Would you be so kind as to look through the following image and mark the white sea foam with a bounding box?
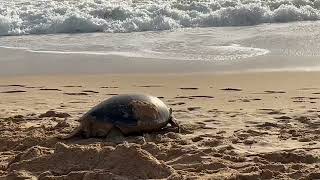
[0,44,269,61]
[1,0,320,35]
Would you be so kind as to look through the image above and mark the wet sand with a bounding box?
[1,47,320,77]
[0,72,320,179]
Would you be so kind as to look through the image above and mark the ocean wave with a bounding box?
[1,0,320,35]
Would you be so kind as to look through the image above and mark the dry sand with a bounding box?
[0,72,320,179]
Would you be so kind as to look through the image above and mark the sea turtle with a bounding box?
[60,94,179,139]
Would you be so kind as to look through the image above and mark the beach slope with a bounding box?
[0,72,319,179]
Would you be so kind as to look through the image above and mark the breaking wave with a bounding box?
[1,0,320,35]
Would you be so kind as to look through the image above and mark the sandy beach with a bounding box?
[1,71,320,179]
[2,0,320,178]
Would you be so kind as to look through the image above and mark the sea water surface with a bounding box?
[1,0,320,74]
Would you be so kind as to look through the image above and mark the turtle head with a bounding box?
[168,108,180,132]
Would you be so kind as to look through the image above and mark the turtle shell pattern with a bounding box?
[85,94,171,134]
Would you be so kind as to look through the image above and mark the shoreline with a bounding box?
[1,47,320,76]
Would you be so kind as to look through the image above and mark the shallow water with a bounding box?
[1,0,320,74]
[1,21,320,63]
